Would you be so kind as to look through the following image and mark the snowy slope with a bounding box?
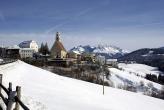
[109,68,161,89]
[107,63,162,93]
[0,61,164,110]
[118,63,162,77]
[70,44,129,58]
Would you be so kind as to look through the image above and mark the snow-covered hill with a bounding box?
[0,61,164,110]
[107,63,162,94]
[118,63,162,77]
[70,44,129,58]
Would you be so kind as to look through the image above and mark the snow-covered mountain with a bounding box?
[0,61,164,110]
[70,44,129,58]
[70,45,95,54]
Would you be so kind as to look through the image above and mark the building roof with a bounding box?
[7,45,20,49]
[107,59,118,62]
[19,40,37,48]
[20,48,35,51]
[51,41,66,52]
[70,51,81,55]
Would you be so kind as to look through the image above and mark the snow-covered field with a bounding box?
[0,61,164,110]
[108,63,162,92]
[119,63,162,77]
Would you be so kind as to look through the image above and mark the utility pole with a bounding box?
[103,67,104,95]
[97,55,106,95]
[102,59,106,95]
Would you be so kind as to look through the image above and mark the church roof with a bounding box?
[51,32,66,52]
[51,40,66,52]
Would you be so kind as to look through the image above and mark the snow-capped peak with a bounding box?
[94,44,129,54]
[70,44,129,58]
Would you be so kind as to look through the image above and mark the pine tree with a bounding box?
[39,42,50,55]
[39,42,44,54]
[44,42,50,55]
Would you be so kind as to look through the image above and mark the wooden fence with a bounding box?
[0,59,17,66]
[0,74,29,110]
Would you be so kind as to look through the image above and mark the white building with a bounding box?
[95,55,106,65]
[106,59,118,67]
[19,40,38,52]
[19,48,35,58]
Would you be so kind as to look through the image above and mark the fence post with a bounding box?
[8,82,12,92]
[15,86,21,110]
[7,82,13,110]
[0,74,3,110]
[0,74,2,93]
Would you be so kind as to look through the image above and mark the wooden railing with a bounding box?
[0,74,29,110]
[0,59,17,65]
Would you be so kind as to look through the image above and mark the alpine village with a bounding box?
[1,31,164,109]
[1,1,164,109]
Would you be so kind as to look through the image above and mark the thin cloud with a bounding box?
[44,7,93,34]
[104,22,164,31]
[45,23,68,34]
[44,0,108,35]
[75,8,93,18]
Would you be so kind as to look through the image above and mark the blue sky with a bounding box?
[0,0,164,51]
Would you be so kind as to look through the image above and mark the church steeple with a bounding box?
[51,32,67,59]
[56,32,60,41]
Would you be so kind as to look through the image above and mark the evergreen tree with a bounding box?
[39,42,50,55]
[39,42,44,54]
[44,42,50,55]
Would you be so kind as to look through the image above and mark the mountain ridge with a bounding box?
[119,47,164,72]
[70,44,129,58]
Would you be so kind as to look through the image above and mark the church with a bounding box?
[50,32,67,59]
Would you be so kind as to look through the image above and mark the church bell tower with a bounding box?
[56,32,60,41]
